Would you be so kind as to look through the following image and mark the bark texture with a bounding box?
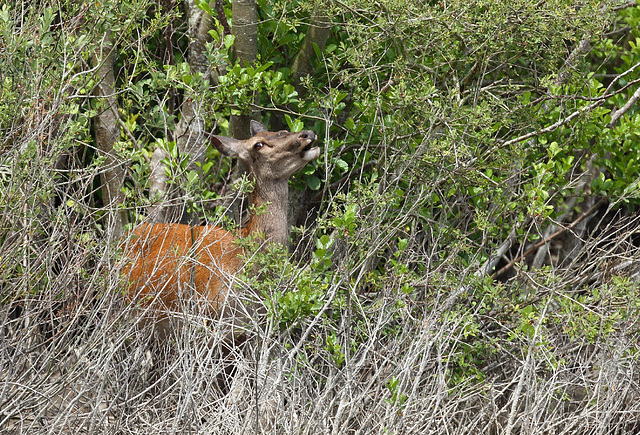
[291,1,332,97]
[230,0,258,140]
[175,0,213,165]
[93,30,128,240]
[150,0,214,223]
[287,3,332,234]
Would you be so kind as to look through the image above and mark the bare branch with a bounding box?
[493,198,607,279]
[477,219,529,278]
[612,0,638,11]
[608,85,640,127]
[500,99,605,148]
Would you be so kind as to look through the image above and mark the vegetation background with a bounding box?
[2,0,640,433]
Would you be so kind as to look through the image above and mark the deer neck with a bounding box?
[242,178,289,247]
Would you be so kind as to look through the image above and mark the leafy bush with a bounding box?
[3,1,640,434]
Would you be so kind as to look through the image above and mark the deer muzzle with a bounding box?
[299,130,319,161]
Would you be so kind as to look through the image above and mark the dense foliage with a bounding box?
[2,0,640,433]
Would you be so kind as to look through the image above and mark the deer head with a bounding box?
[209,120,320,182]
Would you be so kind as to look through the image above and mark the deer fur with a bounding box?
[123,120,320,316]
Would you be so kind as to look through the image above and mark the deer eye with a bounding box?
[254,142,265,150]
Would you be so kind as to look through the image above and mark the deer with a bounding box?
[122,120,320,326]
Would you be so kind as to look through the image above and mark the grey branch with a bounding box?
[608,85,640,128]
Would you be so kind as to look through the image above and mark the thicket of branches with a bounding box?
[2,0,640,433]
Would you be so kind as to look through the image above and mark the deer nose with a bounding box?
[299,131,316,142]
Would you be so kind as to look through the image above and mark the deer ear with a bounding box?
[250,120,268,136]
[209,135,246,158]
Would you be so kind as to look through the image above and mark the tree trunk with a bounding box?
[287,3,331,232]
[150,0,213,223]
[93,30,128,241]
[291,1,331,97]
[176,0,212,167]
[230,0,258,140]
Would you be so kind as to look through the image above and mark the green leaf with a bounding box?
[312,41,322,60]
[224,34,235,49]
[345,117,355,132]
[548,141,561,158]
[196,0,214,16]
[306,175,321,190]
[335,159,348,173]
[398,238,407,252]
[301,164,316,175]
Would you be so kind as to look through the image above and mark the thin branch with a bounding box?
[554,39,591,88]
[478,218,530,278]
[608,85,640,127]
[493,198,607,279]
[612,0,638,11]
[434,69,640,189]
[500,59,640,148]
[500,99,605,148]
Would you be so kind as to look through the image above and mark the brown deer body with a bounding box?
[123,121,320,315]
